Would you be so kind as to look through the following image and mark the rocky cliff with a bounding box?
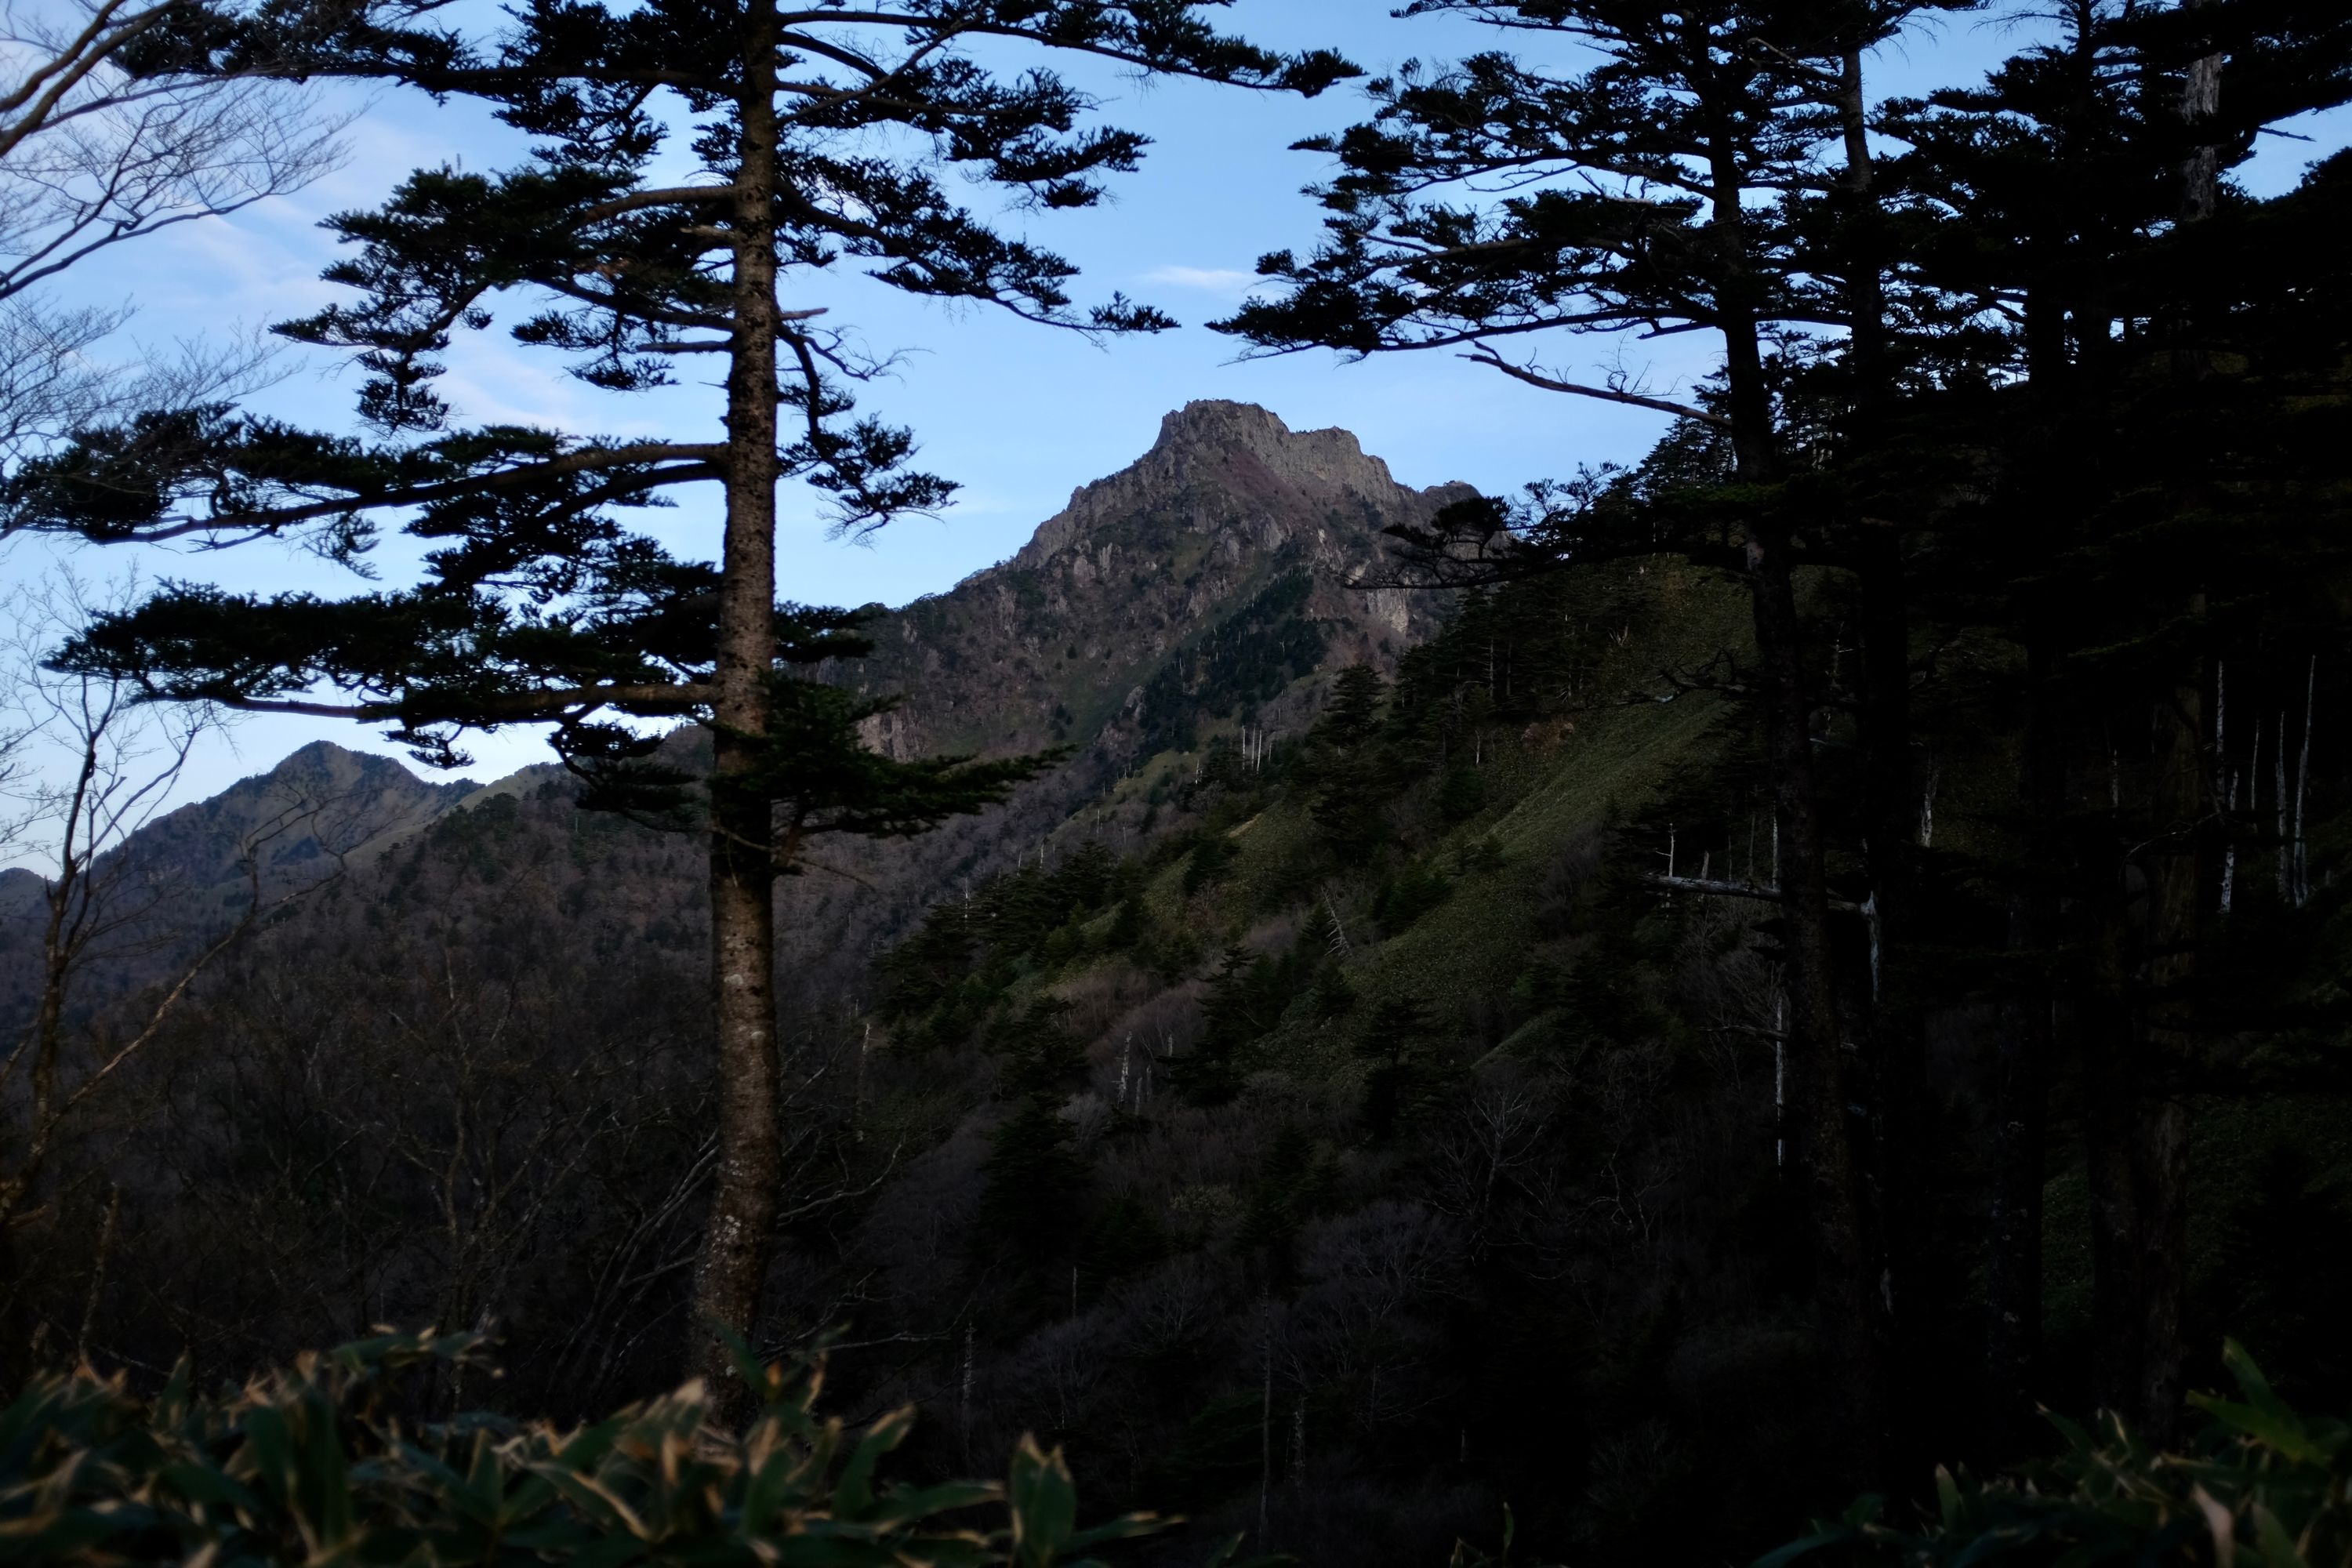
[843,401,1467,762]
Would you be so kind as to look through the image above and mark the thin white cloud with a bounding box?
[1141,264,1264,299]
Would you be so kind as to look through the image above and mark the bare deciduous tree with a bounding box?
[0,576,374,1374]
[0,0,343,464]
[0,596,227,1369]
[2,611,210,1208]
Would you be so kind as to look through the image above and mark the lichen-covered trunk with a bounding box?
[688,0,782,1421]
[2130,659,2202,1444]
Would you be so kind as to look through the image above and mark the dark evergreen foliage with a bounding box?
[1135,568,1327,754]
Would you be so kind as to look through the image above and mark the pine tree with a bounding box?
[1213,0,1918,1482]
[1884,0,2352,1445]
[7,0,1350,1414]
[1303,663,1391,852]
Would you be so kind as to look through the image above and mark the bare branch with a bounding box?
[1461,347,1732,429]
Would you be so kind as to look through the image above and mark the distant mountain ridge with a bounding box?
[5,403,1465,1014]
[131,741,480,890]
[0,742,481,1030]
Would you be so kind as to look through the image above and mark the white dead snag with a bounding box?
[2295,655,2315,907]
[2278,708,2292,902]
[1773,985,1788,1169]
[1646,873,1860,915]
[1323,896,1352,956]
[959,1321,975,1463]
[1864,890,1882,1003]
[2217,662,2234,913]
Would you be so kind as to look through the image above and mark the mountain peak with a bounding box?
[245,740,477,797]
[1152,397,1312,446]
[850,405,1461,761]
[1008,402,1441,568]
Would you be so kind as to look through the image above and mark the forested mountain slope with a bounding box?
[12,407,2352,1568]
[9,0,2352,1557]
[0,403,1485,1414]
[0,742,481,1033]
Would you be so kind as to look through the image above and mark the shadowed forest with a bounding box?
[3,1,2351,1564]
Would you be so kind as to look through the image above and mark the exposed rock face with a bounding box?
[841,401,1468,762]
[1012,400,1448,565]
[768,402,1467,1003]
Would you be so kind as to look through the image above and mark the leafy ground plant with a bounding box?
[1759,1341,2352,1566]
[0,1330,1215,1566]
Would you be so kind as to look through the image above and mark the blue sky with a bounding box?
[5,0,2347,810]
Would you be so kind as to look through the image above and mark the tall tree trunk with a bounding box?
[2082,877,2143,1422]
[1984,250,2086,1450]
[1825,49,1910,1482]
[1846,299,1920,1489]
[1751,519,1888,1487]
[2086,677,2199,1444]
[2084,5,2223,1442]
[689,0,782,1420]
[1702,100,1888,1479]
[1987,629,2057,1451]
[2100,16,2228,1443]
[1833,49,1887,404]
[2129,1091,2190,1443]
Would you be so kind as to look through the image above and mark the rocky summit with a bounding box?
[843,401,1469,762]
